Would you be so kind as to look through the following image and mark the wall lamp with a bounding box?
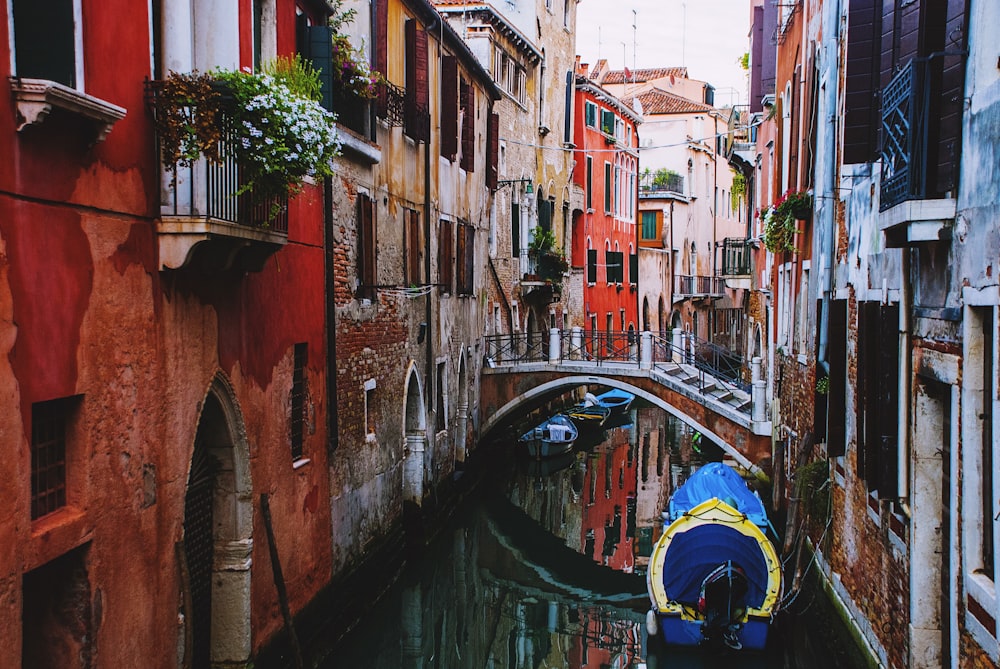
[495,178,534,194]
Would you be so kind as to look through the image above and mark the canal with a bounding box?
[275,401,869,668]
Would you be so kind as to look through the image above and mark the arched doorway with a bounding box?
[642,297,650,332]
[403,365,427,506]
[182,375,252,668]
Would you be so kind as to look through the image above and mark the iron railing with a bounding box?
[649,331,749,393]
[719,238,752,276]
[673,274,725,297]
[148,80,288,232]
[639,171,685,196]
[880,59,929,211]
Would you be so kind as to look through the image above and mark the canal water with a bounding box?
[292,402,868,669]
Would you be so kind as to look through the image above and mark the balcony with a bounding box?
[879,58,958,246]
[719,237,752,285]
[148,81,288,273]
[639,171,685,198]
[673,275,725,300]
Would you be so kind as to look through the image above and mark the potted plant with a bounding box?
[527,227,568,282]
[760,190,812,253]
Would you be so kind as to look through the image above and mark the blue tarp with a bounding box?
[667,462,769,529]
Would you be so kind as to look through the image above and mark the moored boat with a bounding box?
[518,413,578,459]
[594,388,635,414]
[646,462,782,651]
[566,392,612,428]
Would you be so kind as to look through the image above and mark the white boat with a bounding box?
[518,414,579,459]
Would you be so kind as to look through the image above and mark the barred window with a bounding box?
[31,396,79,519]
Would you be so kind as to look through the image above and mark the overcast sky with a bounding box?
[575,0,751,107]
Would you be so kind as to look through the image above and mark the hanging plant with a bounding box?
[731,171,746,212]
[760,190,812,253]
[152,59,341,204]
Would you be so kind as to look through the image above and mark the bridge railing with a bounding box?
[648,332,749,395]
[484,332,549,365]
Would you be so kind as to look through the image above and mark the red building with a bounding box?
[1,0,338,665]
[572,71,641,345]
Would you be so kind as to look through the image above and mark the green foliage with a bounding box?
[731,171,746,211]
[816,376,829,395]
[652,168,680,188]
[739,52,750,71]
[261,54,323,102]
[760,190,811,254]
[528,226,557,254]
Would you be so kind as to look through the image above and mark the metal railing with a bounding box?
[880,59,928,211]
[649,331,749,394]
[673,274,726,297]
[375,80,406,126]
[148,81,288,232]
[639,171,685,196]
[719,238,752,277]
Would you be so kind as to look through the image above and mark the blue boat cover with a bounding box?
[659,523,771,608]
[667,462,769,529]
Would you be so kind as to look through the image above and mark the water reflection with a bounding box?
[316,404,852,669]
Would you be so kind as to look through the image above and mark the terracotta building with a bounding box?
[571,70,640,345]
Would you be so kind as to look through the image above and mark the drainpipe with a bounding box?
[424,14,441,418]
[324,176,338,455]
[897,248,911,513]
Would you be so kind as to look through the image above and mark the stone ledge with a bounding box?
[10,77,126,142]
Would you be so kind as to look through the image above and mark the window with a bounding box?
[357,193,376,299]
[404,19,429,141]
[438,219,453,293]
[441,56,459,159]
[797,264,810,354]
[404,208,421,286]
[488,112,499,189]
[31,396,80,519]
[436,361,447,433]
[12,0,78,87]
[640,210,661,243]
[511,203,520,258]
[604,163,612,212]
[585,101,597,128]
[460,78,475,172]
[600,109,615,135]
[586,157,593,210]
[364,378,376,438]
[456,222,475,295]
[587,247,597,284]
[629,248,638,285]
[826,299,848,457]
[856,301,900,490]
[290,343,307,460]
[605,249,623,284]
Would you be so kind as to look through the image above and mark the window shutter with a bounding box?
[357,193,377,298]
[13,0,75,86]
[538,198,551,232]
[629,253,638,284]
[511,204,520,258]
[463,223,475,294]
[877,303,900,495]
[375,0,388,76]
[460,79,476,172]
[441,56,459,159]
[844,0,881,163]
[563,70,573,144]
[305,25,335,111]
[600,109,614,135]
[487,112,499,189]
[587,249,597,283]
[605,250,614,284]
[586,157,593,209]
[439,219,453,293]
[827,299,848,457]
[406,209,421,286]
[455,222,467,292]
[604,164,612,212]
[405,20,429,141]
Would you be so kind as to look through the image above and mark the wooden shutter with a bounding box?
[587,249,597,283]
[357,193,376,299]
[455,222,467,293]
[629,253,638,285]
[460,79,475,172]
[538,198,551,232]
[586,157,593,209]
[406,209,421,286]
[438,219,453,293]
[511,204,520,258]
[487,112,499,189]
[857,301,881,486]
[604,164,612,212]
[843,0,881,164]
[405,20,429,141]
[463,223,475,294]
[827,299,848,457]
[813,299,828,442]
[877,303,900,495]
[305,25,335,111]
[441,56,459,159]
[374,0,388,76]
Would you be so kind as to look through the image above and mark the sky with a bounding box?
[575,0,751,107]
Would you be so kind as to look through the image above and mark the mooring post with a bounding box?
[570,326,583,360]
[640,331,652,369]
[548,328,561,364]
[752,356,766,422]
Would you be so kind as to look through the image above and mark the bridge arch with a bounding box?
[482,374,761,474]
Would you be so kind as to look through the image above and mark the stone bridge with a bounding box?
[478,330,773,473]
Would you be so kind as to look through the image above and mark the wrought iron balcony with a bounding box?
[719,237,752,277]
[147,80,288,272]
[673,274,725,299]
[880,59,929,212]
[639,171,685,197]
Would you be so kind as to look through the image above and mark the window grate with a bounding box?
[31,398,73,519]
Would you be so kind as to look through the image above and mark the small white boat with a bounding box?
[518,414,579,459]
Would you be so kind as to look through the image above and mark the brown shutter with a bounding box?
[358,193,376,299]
[438,219,453,293]
[487,112,499,189]
[877,303,900,495]
[844,0,881,164]
[460,79,475,172]
[827,299,848,457]
[404,20,429,141]
[375,0,388,76]
[406,209,421,286]
[455,222,467,293]
[464,222,475,294]
[441,56,459,159]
